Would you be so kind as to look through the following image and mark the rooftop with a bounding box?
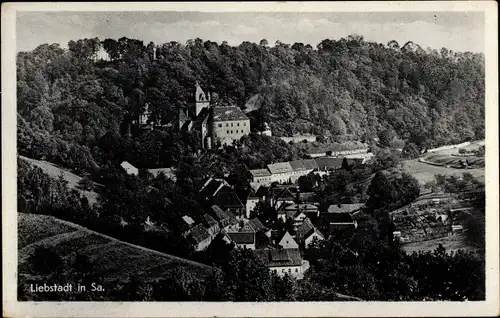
[322,212,355,224]
[202,213,218,227]
[253,248,303,267]
[302,159,319,170]
[327,203,365,214]
[248,217,267,232]
[296,218,324,242]
[211,205,236,222]
[289,160,306,171]
[250,168,271,178]
[189,224,210,243]
[228,232,255,244]
[268,162,294,174]
[314,157,343,170]
[214,191,244,209]
[212,106,249,122]
[283,203,318,212]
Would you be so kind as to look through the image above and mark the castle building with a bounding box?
[178,82,250,149]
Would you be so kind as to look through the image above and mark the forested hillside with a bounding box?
[17,35,484,173]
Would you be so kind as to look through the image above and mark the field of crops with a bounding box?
[18,213,214,283]
[402,234,481,255]
[402,159,484,185]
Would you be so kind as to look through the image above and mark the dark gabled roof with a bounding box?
[323,212,355,224]
[256,186,270,197]
[189,224,210,243]
[327,203,364,214]
[253,248,303,267]
[200,178,226,198]
[283,203,318,212]
[212,205,230,221]
[212,106,249,122]
[202,213,218,228]
[250,169,271,178]
[248,217,266,232]
[289,160,306,171]
[314,157,343,170]
[228,232,255,244]
[302,159,319,170]
[214,191,244,209]
[296,217,324,242]
[272,187,296,202]
[195,107,210,123]
[211,205,237,225]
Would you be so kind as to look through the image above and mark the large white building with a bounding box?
[177,82,251,149]
[249,159,318,189]
[253,248,310,279]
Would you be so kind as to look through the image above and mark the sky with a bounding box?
[16,11,485,53]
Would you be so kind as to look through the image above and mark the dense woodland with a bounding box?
[17,35,485,301]
[17,36,484,174]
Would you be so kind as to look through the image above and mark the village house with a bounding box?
[295,217,325,249]
[276,231,299,249]
[288,160,310,182]
[249,168,272,189]
[253,248,309,279]
[302,159,319,172]
[211,205,238,229]
[177,82,251,149]
[243,189,259,218]
[120,161,138,176]
[214,191,245,219]
[225,217,271,249]
[227,232,256,249]
[268,162,295,184]
[319,208,358,239]
[202,213,220,238]
[280,203,320,221]
[270,186,298,210]
[277,205,308,229]
[199,177,232,202]
[187,223,212,251]
[314,157,344,172]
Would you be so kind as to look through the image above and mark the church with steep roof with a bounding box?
[178,82,250,149]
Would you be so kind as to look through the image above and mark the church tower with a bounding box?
[190,81,211,117]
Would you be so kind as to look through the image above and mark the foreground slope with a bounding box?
[18,213,214,283]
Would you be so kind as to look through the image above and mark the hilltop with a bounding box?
[17,36,484,176]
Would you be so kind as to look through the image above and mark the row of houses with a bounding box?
[249,157,364,189]
[120,161,177,181]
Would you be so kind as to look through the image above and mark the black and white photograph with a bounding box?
[2,1,499,317]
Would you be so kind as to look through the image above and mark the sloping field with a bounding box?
[402,159,484,185]
[18,213,214,283]
[19,156,99,205]
[402,234,481,255]
[423,154,484,167]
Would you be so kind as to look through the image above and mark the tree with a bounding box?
[378,128,396,148]
[402,142,420,159]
